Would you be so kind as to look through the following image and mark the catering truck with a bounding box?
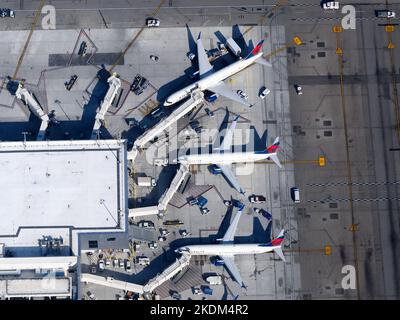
[225,37,241,57]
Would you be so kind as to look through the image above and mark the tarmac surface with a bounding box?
[0,0,399,300]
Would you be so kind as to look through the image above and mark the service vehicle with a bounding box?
[375,9,395,18]
[237,89,248,100]
[146,18,160,27]
[0,8,15,18]
[294,84,303,95]
[206,275,223,285]
[126,260,132,271]
[291,187,300,203]
[259,86,271,99]
[150,55,159,61]
[137,176,156,187]
[137,220,155,229]
[321,1,339,10]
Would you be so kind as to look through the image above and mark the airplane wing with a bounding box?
[221,255,245,288]
[221,204,244,242]
[219,114,239,151]
[208,81,252,107]
[219,164,245,195]
[197,33,214,78]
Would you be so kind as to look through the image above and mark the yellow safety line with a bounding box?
[12,0,46,80]
[334,25,361,299]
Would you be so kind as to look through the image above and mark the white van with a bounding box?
[206,275,222,285]
[291,187,300,203]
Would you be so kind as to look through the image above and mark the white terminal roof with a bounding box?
[0,140,127,237]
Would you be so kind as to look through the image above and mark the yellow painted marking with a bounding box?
[336,47,343,55]
[385,25,395,32]
[350,224,359,232]
[333,25,343,33]
[324,245,332,256]
[293,36,302,45]
[12,0,46,80]
[319,156,326,167]
[388,42,395,49]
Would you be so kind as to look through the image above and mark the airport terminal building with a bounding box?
[0,139,129,299]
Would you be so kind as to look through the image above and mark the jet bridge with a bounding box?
[91,73,121,139]
[81,273,144,294]
[130,90,204,154]
[158,164,190,212]
[15,83,49,141]
[143,254,191,293]
[81,255,191,297]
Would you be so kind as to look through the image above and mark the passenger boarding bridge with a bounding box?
[15,83,50,141]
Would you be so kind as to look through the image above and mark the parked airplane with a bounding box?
[164,33,271,107]
[175,203,285,288]
[177,114,281,194]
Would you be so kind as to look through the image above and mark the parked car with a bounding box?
[249,195,266,203]
[294,85,303,95]
[259,86,271,99]
[0,8,15,18]
[237,89,248,100]
[146,18,160,27]
[150,55,159,61]
[375,9,395,18]
[98,259,105,271]
[105,259,111,267]
[113,259,119,267]
[321,1,339,10]
[119,259,124,269]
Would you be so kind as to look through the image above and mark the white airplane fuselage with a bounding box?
[178,151,272,165]
[180,243,278,256]
[164,52,263,106]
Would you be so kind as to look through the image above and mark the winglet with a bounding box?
[267,137,280,153]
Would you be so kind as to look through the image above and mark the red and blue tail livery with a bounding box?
[271,230,285,246]
[267,137,280,153]
[246,39,265,59]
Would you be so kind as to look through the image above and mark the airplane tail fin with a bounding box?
[271,229,286,262]
[266,137,282,168]
[245,39,265,59]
